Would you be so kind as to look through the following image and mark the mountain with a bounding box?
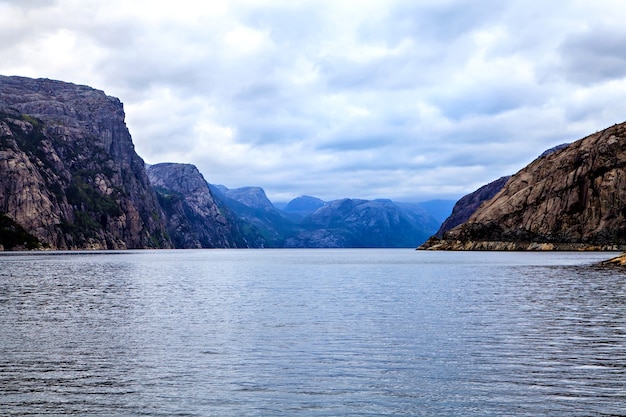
[0,76,170,250]
[285,198,440,248]
[223,186,275,210]
[146,163,265,248]
[435,176,511,238]
[412,200,455,224]
[0,75,459,250]
[283,195,326,215]
[420,123,626,250]
[209,184,297,247]
[434,143,571,239]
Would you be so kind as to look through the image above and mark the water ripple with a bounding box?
[0,250,624,416]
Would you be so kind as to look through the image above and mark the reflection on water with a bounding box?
[0,250,624,416]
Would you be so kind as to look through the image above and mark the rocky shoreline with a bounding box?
[418,237,626,251]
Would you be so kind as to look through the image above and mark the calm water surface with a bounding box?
[0,249,624,416]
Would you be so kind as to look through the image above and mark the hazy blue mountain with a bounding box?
[223,186,276,211]
[209,184,297,247]
[146,163,266,248]
[284,198,440,248]
[412,200,456,223]
[283,195,326,214]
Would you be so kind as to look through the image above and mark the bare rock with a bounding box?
[0,76,171,249]
[422,122,626,250]
[147,163,265,248]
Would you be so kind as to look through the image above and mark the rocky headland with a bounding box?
[420,123,626,251]
[146,163,265,248]
[0,76,170,249]
[434,176,511,238]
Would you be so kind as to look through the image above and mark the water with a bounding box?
[0,249,624,416]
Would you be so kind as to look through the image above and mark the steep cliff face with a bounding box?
[435,176,510,238]
[209,184,294,247]
[421,122,626,250]
[0,76,170,249]
[224,187,276,210]
[146,163,265,248]
[434,144,570,239]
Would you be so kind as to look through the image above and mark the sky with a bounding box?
[1,0,626,203]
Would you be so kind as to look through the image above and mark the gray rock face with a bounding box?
[435,176,511,237]
[433,143,570,239]
[210,184,294,247]
[0,76,170,249]
[147,163,264,248]
[224,187,275,211]
[421,123,626,250]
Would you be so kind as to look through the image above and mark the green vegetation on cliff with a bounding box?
[0,213,41,250]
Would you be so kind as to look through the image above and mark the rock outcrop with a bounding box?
[0,76,170,249]
[420,123,626,250]
[435,176,510,238]
[602,252,626,266]
[433,143,570,239]
[146,163,265,248]
[209,184,295,247]
[223,187,276,211]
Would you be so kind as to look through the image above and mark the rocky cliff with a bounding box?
[420,122,626,250]
[223,186,276,211]
[0,76,170,249]
[146,163,265,248]
[434,143,570,239]
[435,176,510,238]
[210,185,295,247]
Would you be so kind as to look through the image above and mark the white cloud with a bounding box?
[1,0,626,203]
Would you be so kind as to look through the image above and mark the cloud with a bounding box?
[1,0,626,203]
[559,28,626,85]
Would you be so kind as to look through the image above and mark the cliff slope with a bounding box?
[421,122,626,250]
[209,185,295,247]
[435,176,510,238]
[147,163,265,248]
[0,76,170,249]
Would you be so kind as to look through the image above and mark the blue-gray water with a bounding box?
[0,249,624,416]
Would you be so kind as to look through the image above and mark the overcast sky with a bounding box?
[1,0,625,203]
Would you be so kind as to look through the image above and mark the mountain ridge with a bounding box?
[0,75,170,249]
[420,122,626,250]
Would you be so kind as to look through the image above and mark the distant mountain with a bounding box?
[209,184,297,247]
[420,124,626,250]
[223,186,275,211]
[285,198,440,248]
[280,195,326,222]
[201,188,442,248]
[283,195,326,214]
[146,163,265,248]
[411,200,455,224]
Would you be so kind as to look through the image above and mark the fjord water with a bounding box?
[0,250,624,416]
